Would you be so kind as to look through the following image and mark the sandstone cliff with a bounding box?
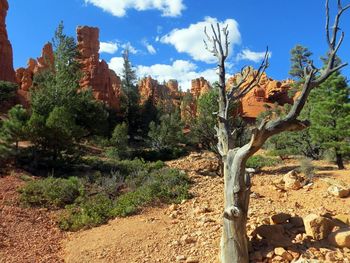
[0,0,15,82]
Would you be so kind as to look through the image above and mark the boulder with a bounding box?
[303,214,335,240]
[327,185,350,198]
[283,170,302,190]
[328,228,350,248]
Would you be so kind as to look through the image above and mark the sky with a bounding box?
[6,0,350,90]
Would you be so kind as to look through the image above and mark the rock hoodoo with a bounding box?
[76,26,121,111]
[138,76,181,107]
[15,42,55,106]
[0,0,16,82]
[228,68,293,121]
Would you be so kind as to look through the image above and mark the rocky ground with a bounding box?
[0,170,64,263]
[1,152,350,262]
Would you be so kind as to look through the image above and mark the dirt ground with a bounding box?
[1,152,350,263]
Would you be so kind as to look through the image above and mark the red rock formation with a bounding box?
[0,0,15,82]
[228,68,293,120]
[191,77,210,99]
[15,43,55,106]
[138,77,181,107]
[76,26,121,111]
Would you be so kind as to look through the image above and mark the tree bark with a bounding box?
[335,151,345,169]
[220,150,250,263]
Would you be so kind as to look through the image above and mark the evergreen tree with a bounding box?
[120,49,140,137]
[289,44,313,79]
[28,22,108,162]
[309,72,350,169]
[148,111,185,151]
[0,81,18,103]
[0,105,28,163]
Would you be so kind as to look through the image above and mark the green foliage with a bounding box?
[289,45,313,80]
[190,88,218,153]
[120,49,140,137]
[298,157,315,179]
[58,168,189,231]
[108,122,129,159]
[0,105,28,162]
[27,23,108,162]
[246,155,278,171]
[309,72,350,169]
[148,111,185,150]
[20,177,83,208]
[0,81,18,103]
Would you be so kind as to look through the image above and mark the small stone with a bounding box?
[328,228,350,248]
[274,247,286,256]
[328,185,350,198]
[283,170,302,190]
[176,255,186,261]
[181,235,196,244]
[186,257,199,263]
[303,214,335,240]
[169,204,178,212]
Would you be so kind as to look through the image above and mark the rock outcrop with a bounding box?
[77,26,121,111]
[15,43,55,106]
[0,0,15,82]
[138,76,181,107]
[228,68,293,120]
[191,77,210,99]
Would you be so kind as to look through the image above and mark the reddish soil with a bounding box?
[0,171,65,263]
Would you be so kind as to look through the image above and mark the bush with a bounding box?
[20,177,83,208]
[298,157,315,179]
[59,194,113,231]
[246,155,278,171]
[59,168,190,231]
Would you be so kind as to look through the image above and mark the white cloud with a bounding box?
[100,41,118,54]
[161,17,241,64]
[108,58,221,90]
[120,42,139,54]
[84,0,185,17]
[236,49,271,63]
[142,40,157,55]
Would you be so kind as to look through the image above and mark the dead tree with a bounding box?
[204,1,350,262]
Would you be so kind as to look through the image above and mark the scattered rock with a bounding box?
[328,228,350,248]
[303,214,335,240]
[176,255,187,261]
[328,185,350,198]
[186,256,199,263]
[283,170,302,190]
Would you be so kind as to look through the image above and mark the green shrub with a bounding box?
[246,155,278,170]
[59,168,190,231]
[20,177,83,208]
[59,194,113,231]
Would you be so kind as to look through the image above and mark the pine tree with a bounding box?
[309,72,350,169]
[120,49,140,137]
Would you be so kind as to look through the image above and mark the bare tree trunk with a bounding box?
[220,151,250,262]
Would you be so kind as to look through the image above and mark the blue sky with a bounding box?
[7,0,350,90]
